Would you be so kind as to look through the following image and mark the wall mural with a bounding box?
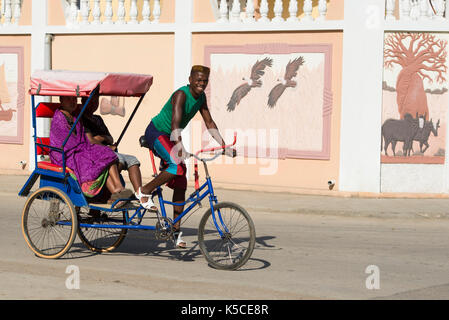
[382,32,448,164]
[204,43,333,160]
[0,47,24,144]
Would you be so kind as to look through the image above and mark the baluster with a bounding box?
[287,0,299,22]
[13,0,21,26]
[141,0,151,24]
[129,0,138,24]
[69,0,78,25]
[152,0,161,23]
[3,0,12,25]
[258,0,270,22]
[419,0,430,20]
[80,0,90,25]
[400,0,412,20]
[386,0,396,21]
[116,0,126,24]
[446,0,449,20]
[272,0,284,22]
[245,0,255,23]
[302,0,313,22]
[217,0,229,23]
[92,0,101,25]
[230,0,241,23]
[436,0,446,20]
[317,0,328,21]
[104,0,114,24]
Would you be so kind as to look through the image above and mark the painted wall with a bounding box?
[51,34,175,180]
[192,31,343,193]
[0,36,31,175]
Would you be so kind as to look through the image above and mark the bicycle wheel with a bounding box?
[198,202,256,270]
[77,207,127,253]
[21,187,78,259]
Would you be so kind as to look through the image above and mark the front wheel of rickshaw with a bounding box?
[77,207,127,253]
[198,202,256,270]
[21,187,78,259]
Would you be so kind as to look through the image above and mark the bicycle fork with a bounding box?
[206,177,230,238]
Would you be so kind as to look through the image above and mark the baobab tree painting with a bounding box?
[382,32,449,164]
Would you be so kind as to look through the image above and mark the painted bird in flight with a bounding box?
[267,56,305,108]
[227,57,273,112]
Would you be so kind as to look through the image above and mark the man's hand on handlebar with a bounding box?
[223,147,237,158]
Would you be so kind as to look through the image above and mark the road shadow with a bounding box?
[63,227,275,271]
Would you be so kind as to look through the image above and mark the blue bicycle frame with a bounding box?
[78,175,229,237]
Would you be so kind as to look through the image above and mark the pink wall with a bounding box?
[192,31,343,192]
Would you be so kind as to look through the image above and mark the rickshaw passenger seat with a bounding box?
[36,102,60,158]
[35,102,74,175]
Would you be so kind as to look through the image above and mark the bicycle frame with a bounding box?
[81,173,228,237]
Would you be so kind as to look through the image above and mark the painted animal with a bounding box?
[381,113,420,156]
[267,56,305,108]
[226,57,273,112]
[412,118,440,154]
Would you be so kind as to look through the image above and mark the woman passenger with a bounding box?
[49,95,130,204]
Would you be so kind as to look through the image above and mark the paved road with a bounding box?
[1,190,449,300]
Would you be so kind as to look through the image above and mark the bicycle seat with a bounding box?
[139,135,150,149]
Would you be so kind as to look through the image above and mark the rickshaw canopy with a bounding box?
[29,70,153,97]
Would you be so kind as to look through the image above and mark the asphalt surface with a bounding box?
[2,174,449,301]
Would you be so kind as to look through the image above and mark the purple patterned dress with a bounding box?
[50,109,118,194]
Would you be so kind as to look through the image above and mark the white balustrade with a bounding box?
[390,0,449,21]
[386,0,396,20]
[61,0,165,27]
[287,0,299,22]
[272,0,285,22]
[230,0,241,23]
[92,0,101,25]
[217,0,229,23]
[152,0,161,24]
[80,0,90,26]
[258,0,270,23]
[129,0,138,24]
[141,0,151,24]
[3,0,12,25]
[12,0,21,26]
[116,0,126,25]
[244,0,255,23]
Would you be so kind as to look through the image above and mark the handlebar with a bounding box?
[191,132,237,190]
[191,131,237,161]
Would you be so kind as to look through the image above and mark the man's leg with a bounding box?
[127,164,142,193]
[172,187,186,232]
[141,170,175,195]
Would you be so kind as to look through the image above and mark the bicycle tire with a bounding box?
[77,208,127,253]
[21,187,78,259]
[198,202,256,270]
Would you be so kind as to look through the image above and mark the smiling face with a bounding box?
[189,71,209,99]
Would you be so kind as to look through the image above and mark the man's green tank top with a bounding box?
[152,85,205,135]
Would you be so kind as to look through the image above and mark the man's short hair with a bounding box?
[190,65,210,77]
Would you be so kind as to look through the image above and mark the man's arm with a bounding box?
[171,90,188,158]
[199,101,236,156]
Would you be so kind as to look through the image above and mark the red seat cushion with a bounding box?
[36,102,60,117]
[37,161,74,175]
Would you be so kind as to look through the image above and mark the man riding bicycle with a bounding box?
[137,65,236,248]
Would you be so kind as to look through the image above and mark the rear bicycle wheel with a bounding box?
[198,202,256,270]
[21,187,78,259]
[77,207,127,253]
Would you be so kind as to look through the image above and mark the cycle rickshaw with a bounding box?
[19,70,255,270]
